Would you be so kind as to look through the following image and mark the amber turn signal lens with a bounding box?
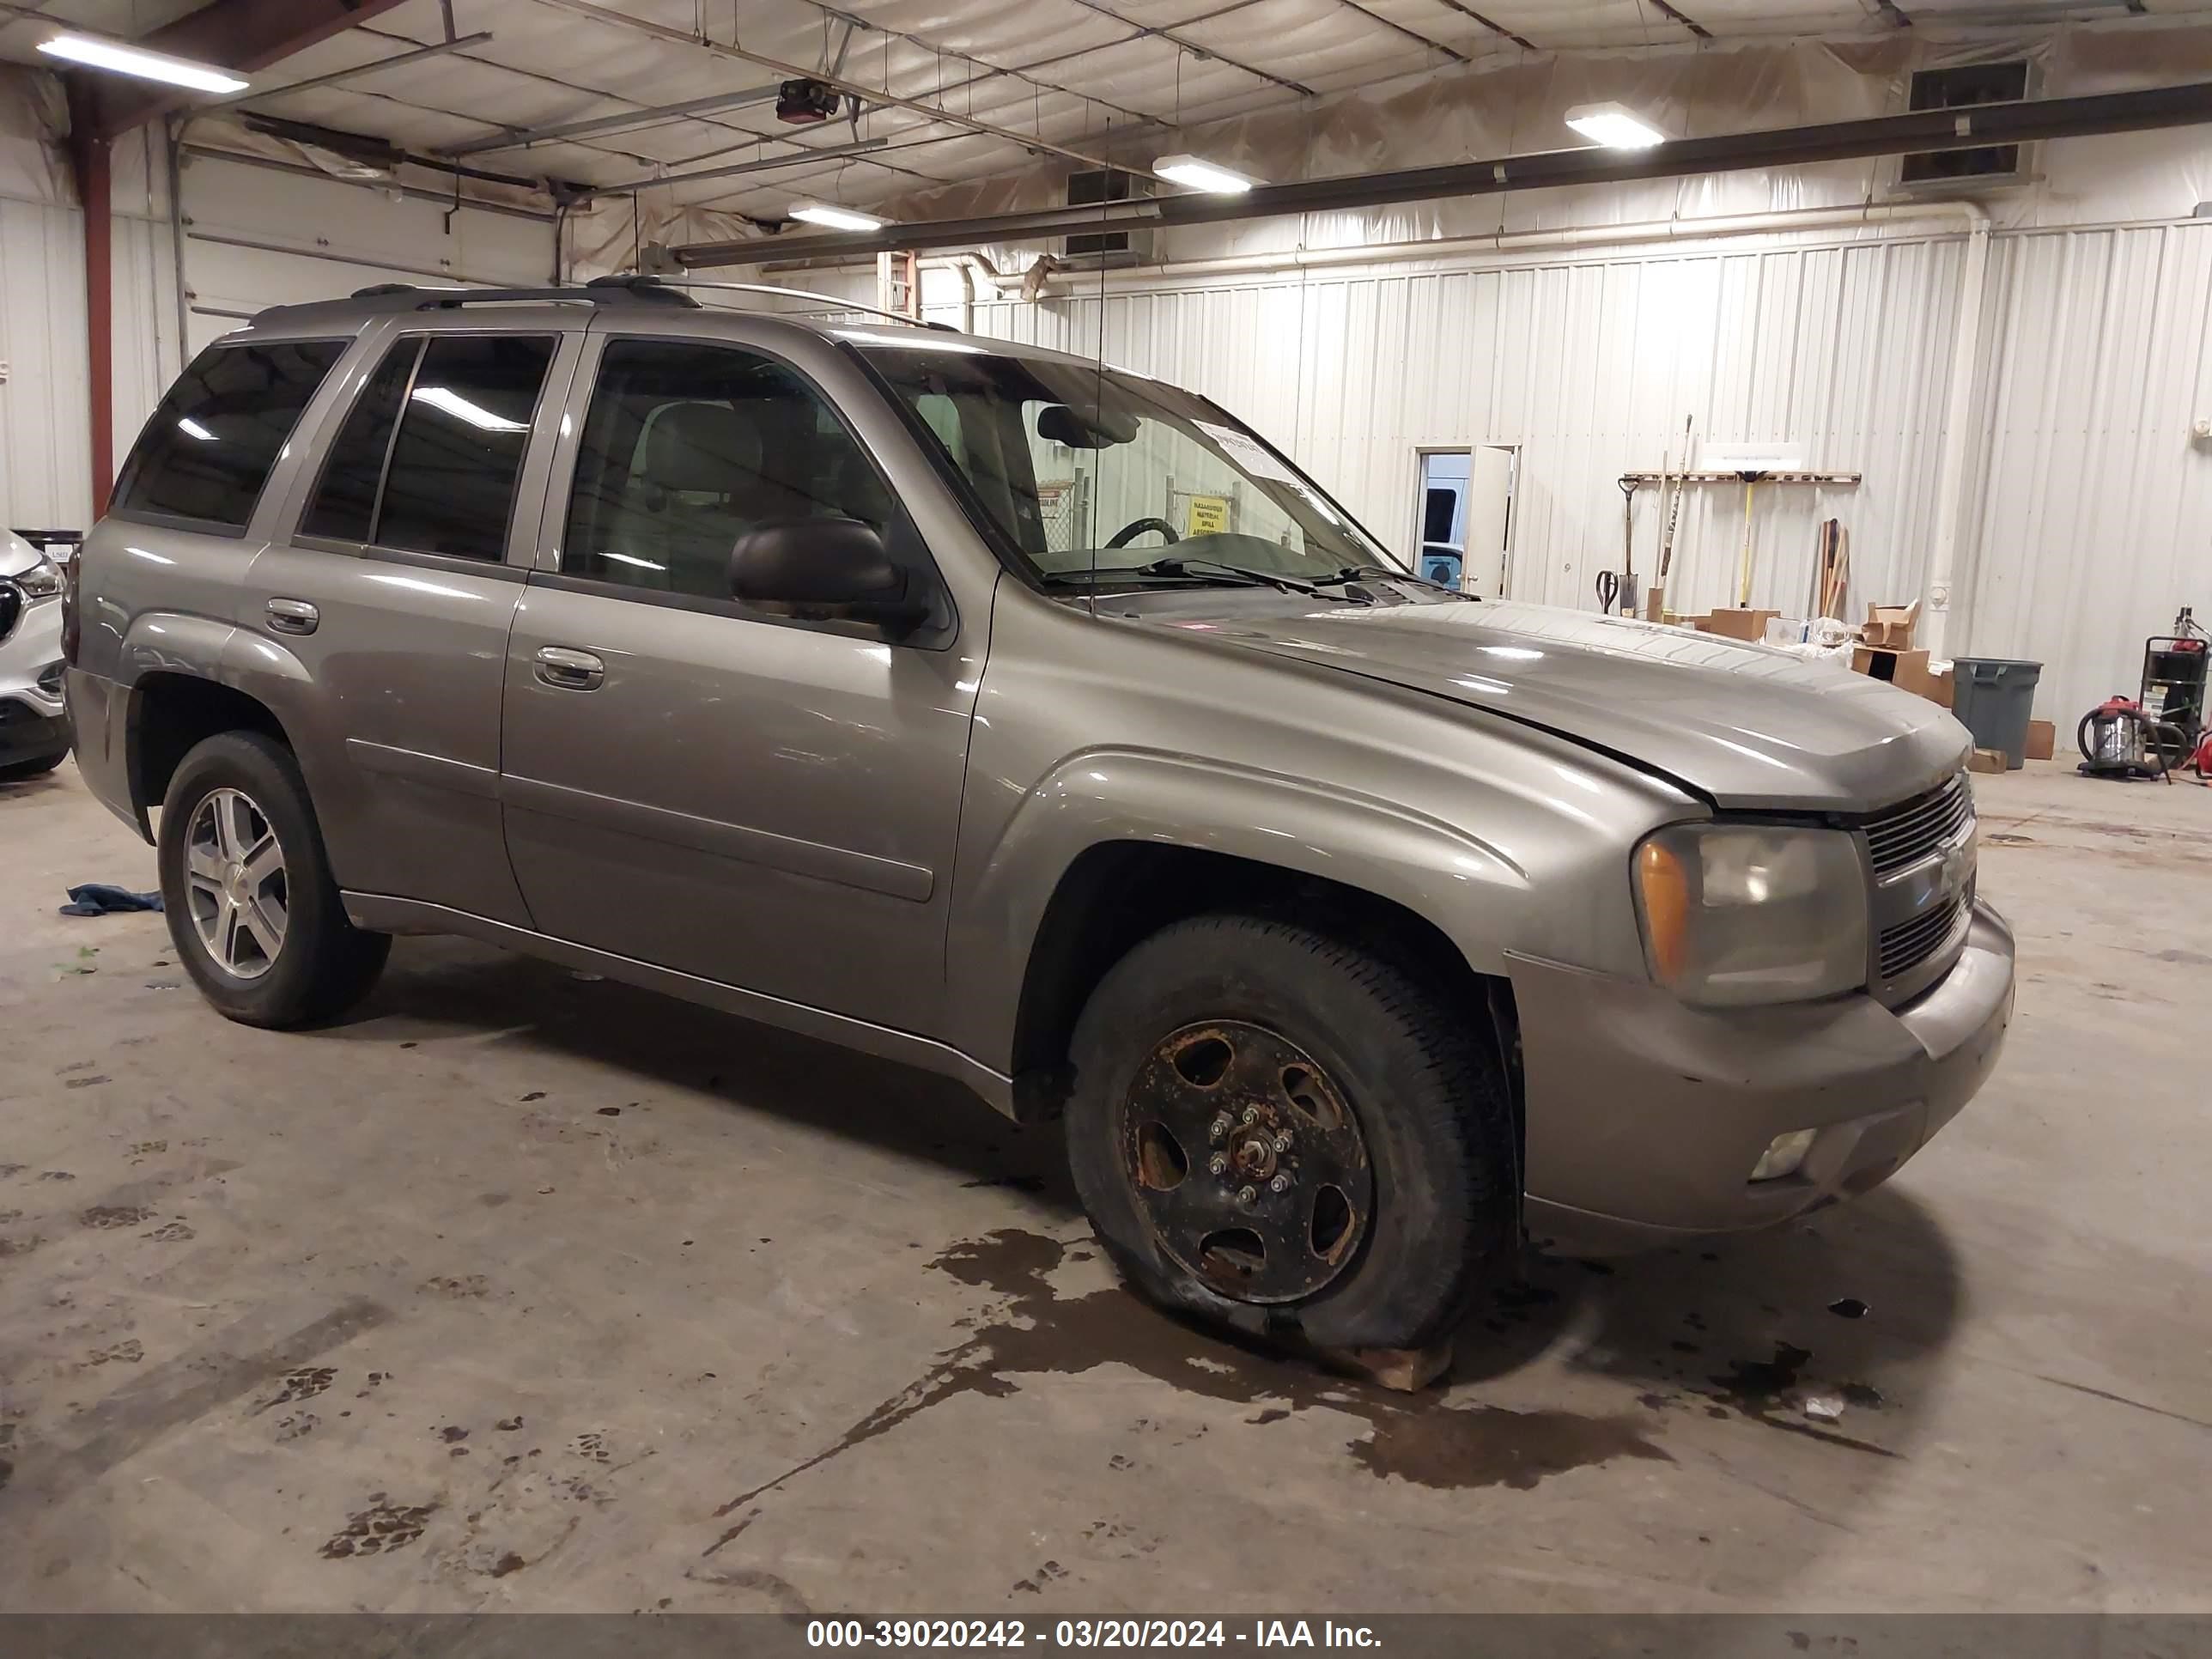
[1636,838,1691,983]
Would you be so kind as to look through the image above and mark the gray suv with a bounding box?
[64,278,2012,1358]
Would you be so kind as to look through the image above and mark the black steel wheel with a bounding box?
[1122,1021,1374,1304]
[1066,913,1516,1352]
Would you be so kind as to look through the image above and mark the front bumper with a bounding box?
[1511,899,2014,1255]
[1,592,70,767]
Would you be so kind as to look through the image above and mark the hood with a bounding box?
[1158,598,1969,813]
[1,530,41,580]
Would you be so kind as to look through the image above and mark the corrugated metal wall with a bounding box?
[0,194,89,529]
[943,234,1966,622]
[1965,222,2212,733]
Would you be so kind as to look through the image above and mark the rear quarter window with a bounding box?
[112,338,349,531]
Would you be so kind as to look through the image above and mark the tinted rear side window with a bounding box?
[374,334,556,561]
[113,339,347,530]
[301,338,420,543]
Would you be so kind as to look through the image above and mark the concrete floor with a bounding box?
[0,758,2206,1614]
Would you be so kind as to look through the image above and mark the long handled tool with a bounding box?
[1651,415,1692,617]
[1598,478,1638,613]
[1735,468,1769,608]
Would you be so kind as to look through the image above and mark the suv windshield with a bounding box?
[851,337,1406,588]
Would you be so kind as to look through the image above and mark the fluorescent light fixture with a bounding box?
[1153,153,1258,193]
[788,202,886,232]
[599,551,666,572]
[1564,102,1668,149]
[175,416,216,441]
[410,384,527,433]
[39,32,248,94]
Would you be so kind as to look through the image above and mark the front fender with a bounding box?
[942,746,1530,1071]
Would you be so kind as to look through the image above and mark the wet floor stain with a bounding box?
[320,1497,436,1559]
[255,1366,337,1413]
[79,1205,155,1230]
[1705,1343,1898,1457]
[703,1228,1671,1542]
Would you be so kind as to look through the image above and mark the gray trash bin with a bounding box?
[1950,657,2043,769]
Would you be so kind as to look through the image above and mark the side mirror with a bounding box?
[728,518,929,637]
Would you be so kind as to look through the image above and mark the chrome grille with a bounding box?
[1879,890,1967,980]
[1865,775,1972,876]
[0,581,21,646]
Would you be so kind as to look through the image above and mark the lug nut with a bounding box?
[1272,1133,1291,1153]
[1269,1172,1291,1194]
[1241,1106,1261,1126]
[1237,1185,1258,1209]
[1209,1113,1232,1140]
[1208,1152,1229,1176]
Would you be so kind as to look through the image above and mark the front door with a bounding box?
[499,332,978,1036]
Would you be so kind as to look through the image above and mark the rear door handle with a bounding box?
[533,645,605,691]
[265,598,319,635]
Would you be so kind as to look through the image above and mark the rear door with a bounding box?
[246,313,583,922]
[497,323,981,1036]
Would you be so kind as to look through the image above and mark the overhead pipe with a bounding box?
[976,201,1991,292]
[1920,206,1991,663]
[669,80,2212,267]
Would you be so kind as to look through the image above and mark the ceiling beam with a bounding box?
[198,30,495,114]
[672,78,2212,266]
[1424,1,1536,51]
[1648,1,1713,39]
[525,0,1143,176]
[1056,0,1316,98]
[441,84,787,158]
[72,0,419,139]
[1328,0,1470,65]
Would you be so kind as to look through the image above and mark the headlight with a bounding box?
[1632,823,1869,1006]
[13,556,62,601]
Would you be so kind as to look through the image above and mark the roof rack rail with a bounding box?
[343,276,700,310]
[642,277,958,331]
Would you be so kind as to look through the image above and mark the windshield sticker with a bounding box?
[1196,420,1298,483]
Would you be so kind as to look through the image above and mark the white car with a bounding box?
[1,526,71,781]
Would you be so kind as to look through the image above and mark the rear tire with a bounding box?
[157,732,389,1028]
[1065,913,1515,1352]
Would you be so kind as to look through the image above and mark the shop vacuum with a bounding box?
[2077,608,2208,782]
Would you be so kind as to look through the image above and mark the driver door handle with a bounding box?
[533,645,605,691]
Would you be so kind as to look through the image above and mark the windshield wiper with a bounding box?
[1312,562,1453,592]
[1139,556,1318,595]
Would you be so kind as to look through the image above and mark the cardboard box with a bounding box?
[1928,665,1954,709]
[1863,601,1921,650]
[1697,608,1780,641]
[2026,719,2055,762]
[1851,644,1937,701]
[1968,747,2008,775]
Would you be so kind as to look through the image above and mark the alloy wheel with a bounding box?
[184,787,289,979]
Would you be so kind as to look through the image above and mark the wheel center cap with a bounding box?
[1232,1132,1278,1180]
[225,861,249,900]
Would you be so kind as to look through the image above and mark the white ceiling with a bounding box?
[3,0,2209,216]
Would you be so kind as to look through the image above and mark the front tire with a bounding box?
[157,732,388,1028]
[1065,914,1515,1353]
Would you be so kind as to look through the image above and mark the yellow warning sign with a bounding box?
[1185,495,1230,537]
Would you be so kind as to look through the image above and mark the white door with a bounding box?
[1461,446,1515,598]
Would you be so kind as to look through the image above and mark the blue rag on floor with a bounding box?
[59,883,163,916]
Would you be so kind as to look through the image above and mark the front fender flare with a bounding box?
[945,747,1529,1072]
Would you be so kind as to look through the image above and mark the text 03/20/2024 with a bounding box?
[805,1620,1383,1649]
